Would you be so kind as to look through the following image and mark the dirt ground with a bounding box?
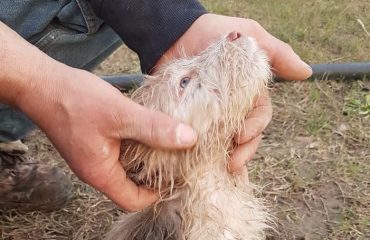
[1,0,369,239]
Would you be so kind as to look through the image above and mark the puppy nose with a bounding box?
[226,31,242,42]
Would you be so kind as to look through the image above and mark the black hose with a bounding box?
[310,62,370,79]
[101,62,370,90]
[101,74,144,90]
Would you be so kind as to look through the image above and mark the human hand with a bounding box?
[156,14,312,173]
[19,69,198,211]
[0,22,197,211]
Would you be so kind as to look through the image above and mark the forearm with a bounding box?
[0,22,71,112]
[0,22,47,105]
[0,22,36,105]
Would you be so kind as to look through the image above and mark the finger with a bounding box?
[247,20,312,81]
[268,36,312,81]
[235,94,272,144]
[228,134,262,173]
[94,159,158,212]
[120,99,198,149]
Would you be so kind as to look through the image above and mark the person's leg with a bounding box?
[0,0,122,211]
[0,104,35,143]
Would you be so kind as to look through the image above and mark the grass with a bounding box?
[344,91,370,117]
[1,0,369,239]
[201,0,370,63]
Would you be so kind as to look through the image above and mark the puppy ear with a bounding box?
[226,31,242,42]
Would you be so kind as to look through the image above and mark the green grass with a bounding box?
[201,0,370,63]
[306,112,331,135]
[344,92,370,116]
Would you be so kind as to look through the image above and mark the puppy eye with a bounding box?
[180,77,191,89]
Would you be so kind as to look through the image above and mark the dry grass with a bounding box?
[257,79,369,239]
[1,0,369,239]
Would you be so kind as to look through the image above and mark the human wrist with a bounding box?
[0,21,81,130]
[0,22,31,105]
[0,22,59,108]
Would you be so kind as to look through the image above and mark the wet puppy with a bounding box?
[106,31,271,240]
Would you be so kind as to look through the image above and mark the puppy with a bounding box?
[106,31,271,240]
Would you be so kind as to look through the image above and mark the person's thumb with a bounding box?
[121,100,197,149]
[268,36,312,81]
[251,25,312,81]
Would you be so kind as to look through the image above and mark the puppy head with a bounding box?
[121,32,271,192]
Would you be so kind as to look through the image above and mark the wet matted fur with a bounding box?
[105,32,272,240]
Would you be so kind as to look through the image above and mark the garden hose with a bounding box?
[101,62,370,90]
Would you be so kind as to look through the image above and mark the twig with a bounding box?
[333,181,347,204]
[357,19,370,38]
[302,194,313,212]
[319,197,330,222]
[314,80,340,105]
[328,56,349,63]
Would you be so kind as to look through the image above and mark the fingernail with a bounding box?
[176,124,197,145]
[301,59,312,71]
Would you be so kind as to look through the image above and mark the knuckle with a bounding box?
[281,42,294,52]
[245,19,262,29]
